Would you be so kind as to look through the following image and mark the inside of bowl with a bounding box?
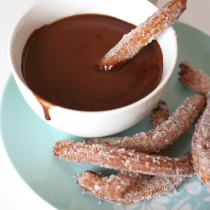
[10,0,177,96]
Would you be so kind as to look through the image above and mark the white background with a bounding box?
[0,0,210,209]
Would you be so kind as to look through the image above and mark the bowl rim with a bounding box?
[8,0,177,116]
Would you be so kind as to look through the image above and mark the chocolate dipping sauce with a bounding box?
[21,14,163,119]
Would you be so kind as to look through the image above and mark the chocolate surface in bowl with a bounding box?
[21,14,163,115]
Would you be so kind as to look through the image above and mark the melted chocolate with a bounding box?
[22,14,163,118]
[33,93,54,120]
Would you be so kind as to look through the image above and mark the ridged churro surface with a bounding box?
[53,140,194,176]
[179,61,210,187]
[84,94,205,153]
[106,100,169,199]
[97,0,187,71]
[77,170,190,205]
[179,61,210,98]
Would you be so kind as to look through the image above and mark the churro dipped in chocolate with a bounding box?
[96,0,187,72]
[84,94,205,153]
[179,61,210,188]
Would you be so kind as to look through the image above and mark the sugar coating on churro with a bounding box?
[84,94,205,153]
[54,96,197,203]
[77,171,109,200]
[53,140,194,176]
[179,62,210,188]
[150,100,169,129]
[120,176,189,205]
[179,61,210,98]
[106,172,150,200]
[77,170,190,205]
[106,100,169,200]
[97,0,187,71]
[192,99,210,188]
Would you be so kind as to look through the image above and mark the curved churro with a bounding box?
[179,61,210,98]
[77,170,190,205]
[106,171,150,200]
[96,0,187,72]
[53,140,194,176]
[77,171,109,201]
[179,61,210,187]
[106,100,169,200]
[84,94,205,153]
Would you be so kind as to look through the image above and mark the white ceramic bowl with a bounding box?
[9,0,177,137]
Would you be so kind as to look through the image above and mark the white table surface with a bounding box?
[0,0,210,209]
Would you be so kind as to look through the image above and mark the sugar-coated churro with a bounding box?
[53,140,194,176]
[106,171,150,200]
[77,171,109,200]
[76,102,189,201]
[179,61,210,187]
[96,0,187,72]
[106,100,169,200]
[121,175,189,205]
[149,100,169,129]
[192,99,210,188]
[77,170,190,205]
[83,94,205,153]
[179,61,210,98]
[78,101,188,203]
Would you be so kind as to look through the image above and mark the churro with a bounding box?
[77,170,190,205]
[76,103,190,201]
[83,94,205,153]
[53,97,196,203]
[106,171,150,200]
[106,100,169,200]
[179,61,210,98]
[179,61,210,187]
[149,100,169,129]
[77,171,109,201]
[96,0,187,72]
[192,99,210,188]
[53,140,194,176]
[121,175,189,205]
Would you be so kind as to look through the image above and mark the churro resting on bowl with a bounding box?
[96,0,187,72]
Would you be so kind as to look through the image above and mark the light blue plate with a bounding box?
[1,22,210,210]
